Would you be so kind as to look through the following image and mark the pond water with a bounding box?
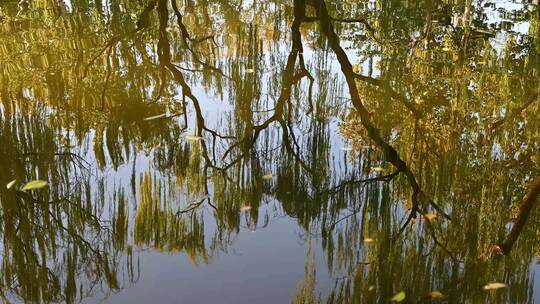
[1,0,539,303]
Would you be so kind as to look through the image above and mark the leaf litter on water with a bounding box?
[391,291,406,302]
[483,282,507,291]
[144,113,168,121]
[262,173,273,180]
[6,179,16,189]
[424,213,437,220]
[22,180,48,191]
[429,291,444,299]
[185,135,203,141]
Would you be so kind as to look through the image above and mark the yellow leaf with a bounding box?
[424,213,436,220]
[185,135,203,141]
[364,238,375,243]
[22,180,48,191]
[6,179,17,189]
[240,206,252,212]
[391,291,406,302]
[144,113,168,121]
[483,282,507,290]
[262,173,273,180]
[246,68,255,73]
[429,291,444,299]
[371,167,384,172]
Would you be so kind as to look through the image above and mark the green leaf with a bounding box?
[6,179,17,189]
[22,180,48,191]
[391,291,406,302]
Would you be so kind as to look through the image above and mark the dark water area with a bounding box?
[1,0,539,303]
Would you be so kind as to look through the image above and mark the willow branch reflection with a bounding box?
[1,0,539,303]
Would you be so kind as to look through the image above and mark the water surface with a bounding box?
[1,0,540,303]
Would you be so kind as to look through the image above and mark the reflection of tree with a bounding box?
[1,0,540,303]
[0,112,137,303]
[134,172,208,264]
[498,176,540,255]
[290,0,540,302]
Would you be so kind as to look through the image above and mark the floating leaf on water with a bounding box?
[371,167,384,172]
[429,291,444,299]
[368,285,375,292]
[144,113,168,121]
[476,28,494,35]
[364,238,375,243]
[185,135,203,141]
[483,282,507,290]
[391,291,406,302]
[6,180,17,189]
[22,180,48,191]
[262,173,273,180]
[424,213,437,220]
[240,206,252,212]
[246,68,255,73]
